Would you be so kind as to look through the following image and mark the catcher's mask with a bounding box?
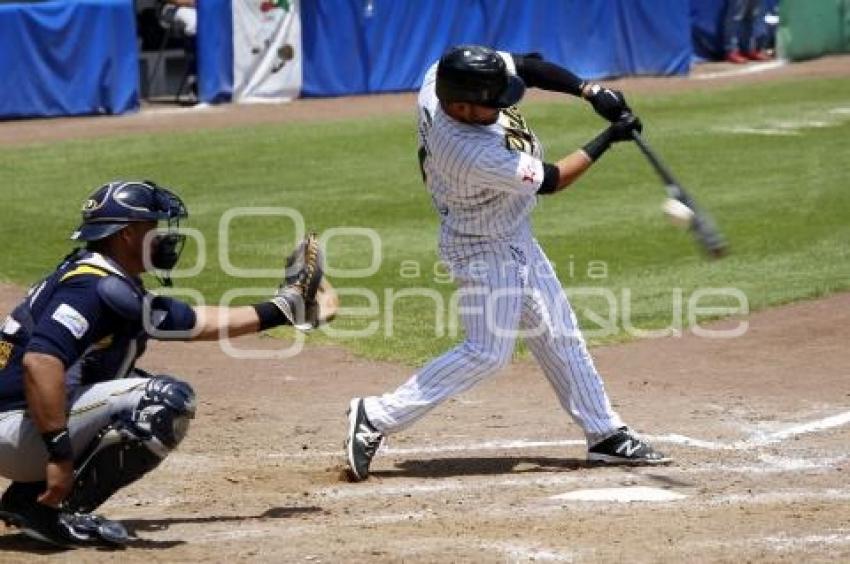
[71,180,188,281]
[436,44,526,109]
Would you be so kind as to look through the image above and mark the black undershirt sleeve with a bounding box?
[538,163,560,194]
[512,53,585,97]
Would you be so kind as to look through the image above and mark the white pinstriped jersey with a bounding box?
[417,54,546,255]
[363,52,626,442]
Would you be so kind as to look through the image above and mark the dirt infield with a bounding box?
[0,283,848,562]
[0,56,849,561]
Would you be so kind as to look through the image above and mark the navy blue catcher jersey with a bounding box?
[0,250,197,411]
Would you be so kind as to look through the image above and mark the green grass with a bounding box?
[0,77,848,364]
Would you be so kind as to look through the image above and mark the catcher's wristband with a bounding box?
[581,128,613,162]
[41,428,73,462]
[253,299,296,331]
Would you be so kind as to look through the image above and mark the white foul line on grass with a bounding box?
[715,105,850,136]
[718,126,798,136]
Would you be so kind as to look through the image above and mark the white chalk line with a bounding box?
[118,454,847,543]
[197,527,277,542]
[693,532,850,554]
[550,486,687,503]
[486,530,850,562]
[750,410,850,444]
[693,60,786,80]
[708,487,850,507]
[274,438,587,459]
[180,487,850,545]
[515,488,850,520]
[760,531,850,551]
[715,105,850,136]
[278,409,850,459]
[315,454,846,500]
[133,510,433,545]
[719,126,798,136]
[317,472,600,499]
[126,411,850,544]
[482,541,574,563]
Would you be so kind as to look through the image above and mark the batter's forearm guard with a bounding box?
[512,53,584,97]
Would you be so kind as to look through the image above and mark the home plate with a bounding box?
[550,487,687,503]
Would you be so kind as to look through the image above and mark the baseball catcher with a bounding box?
[345,45,668,481]
[0,180,335,547]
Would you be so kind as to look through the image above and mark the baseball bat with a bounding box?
[630,130,728,258]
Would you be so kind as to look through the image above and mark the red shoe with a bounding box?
[725,50,749,64]
[745,50,773,62]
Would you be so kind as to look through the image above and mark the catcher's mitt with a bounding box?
[303,277,338,331]
[272,233,338,332]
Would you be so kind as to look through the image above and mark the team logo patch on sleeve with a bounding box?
[515,153,544,190]
[51,303,89,339]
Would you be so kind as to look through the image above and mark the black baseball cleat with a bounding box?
[587,428,672,466]
[344,398,384,482]
[0,482,128,548]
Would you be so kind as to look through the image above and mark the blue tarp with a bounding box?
[0,0,139,119]
[300,0,692,98]
[0,0,763,116]
[197,0,233,104]
[691,0,728,61]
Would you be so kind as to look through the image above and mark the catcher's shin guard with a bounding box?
[65,376,196,513]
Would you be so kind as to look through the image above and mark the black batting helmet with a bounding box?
[436,45,526,108]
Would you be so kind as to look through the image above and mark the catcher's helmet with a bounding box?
[436,45,526,108]
[71,180,187,241]
[71,180,188,272]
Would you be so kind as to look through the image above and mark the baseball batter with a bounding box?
[346,45,669,481]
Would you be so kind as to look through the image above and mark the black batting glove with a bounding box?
[608,113,643,142]
[581,114,643,162]
[584,83,631,123]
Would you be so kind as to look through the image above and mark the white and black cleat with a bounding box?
[0,509,127,549]
[587,428,672,466]
[61,513,129,546]
[344,398,384,482]
[0,482,127,548]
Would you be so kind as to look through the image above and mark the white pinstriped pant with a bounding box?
[364,238,624,444]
